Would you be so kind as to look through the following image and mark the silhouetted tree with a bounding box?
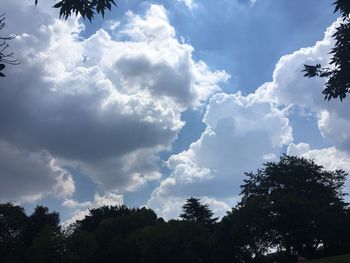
[24,206,61,248]
[75,205,134,232]
[180,197,218,224]
[130,220,214,263]
[0,203,28,263]
[216,200,273,263]
[239,155,349,258]
[63,231,98,263]
[73,205,158,263]
[303,0,350,100]
[35,0,117,21]
[26,227,64,263]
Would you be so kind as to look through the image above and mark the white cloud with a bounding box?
[0,3,228,199]
[287,143,350,172]
[148,92,292,219]
[256,19,350,155]
[146,18,350,220]
[148,16,350,219]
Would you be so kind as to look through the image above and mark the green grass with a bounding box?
[308,254,350,263]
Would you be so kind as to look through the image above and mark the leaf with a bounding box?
[53,2,64,8]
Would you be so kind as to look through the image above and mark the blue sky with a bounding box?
[1,0,350,223]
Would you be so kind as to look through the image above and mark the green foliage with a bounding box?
[180,197,218,224]
[26,227,64,263]
[75,205,156,232]
[238,155,349,257]
[63,231,97,263]
[0,203,27,263]
[25,206,61,243]
[303,0,350,101]
[1,155,350,262]
[130,220,214,263]
[35,0,117,21]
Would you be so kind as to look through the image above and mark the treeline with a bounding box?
[1,155,350,263]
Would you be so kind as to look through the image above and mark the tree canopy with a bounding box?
[180,197,218,224]
[303,0,350,101]
[235,155,349,258]
[1,156,350,262]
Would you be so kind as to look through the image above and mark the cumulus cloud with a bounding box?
[256,19,350,155]
[0,140,74,203]
[287,143,350,172]
[0,2,228,200]
[147,17,350,220]
[148,92,292,219]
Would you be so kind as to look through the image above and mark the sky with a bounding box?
[1,0,350,223]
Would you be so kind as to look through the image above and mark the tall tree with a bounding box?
[238,155,349,258]
[216,200,273,263]
[24,206,61,248]
[180,197,217,224]
[303,0,350,101]
[0,203,28,263]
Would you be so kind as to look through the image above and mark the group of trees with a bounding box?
[1,155,350,263]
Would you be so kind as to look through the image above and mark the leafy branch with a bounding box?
[303,0,350,101]
[35,0,117,21]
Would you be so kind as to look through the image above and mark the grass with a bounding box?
[308,254,350,263]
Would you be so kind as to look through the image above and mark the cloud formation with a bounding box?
[147,19,350,219]
[148,92,292,219]
[0,140,74,202]
[0,2,228,201]
[256,20,350,155]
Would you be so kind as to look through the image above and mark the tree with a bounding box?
[0,14,19,77]
[73,205,158,263]
[238,155,349,258]
[180,197,218,224]
[216,200,274,263]
[130,220,214,263]
[75,205,135,232]
[35,0,117,21]
[24,205,61,248]
[62,231,98,263]
[0,203,28,263]
[303,0,350,101]
[26,227,64,263]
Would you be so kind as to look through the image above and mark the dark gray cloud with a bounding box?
[0,140,74,202]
